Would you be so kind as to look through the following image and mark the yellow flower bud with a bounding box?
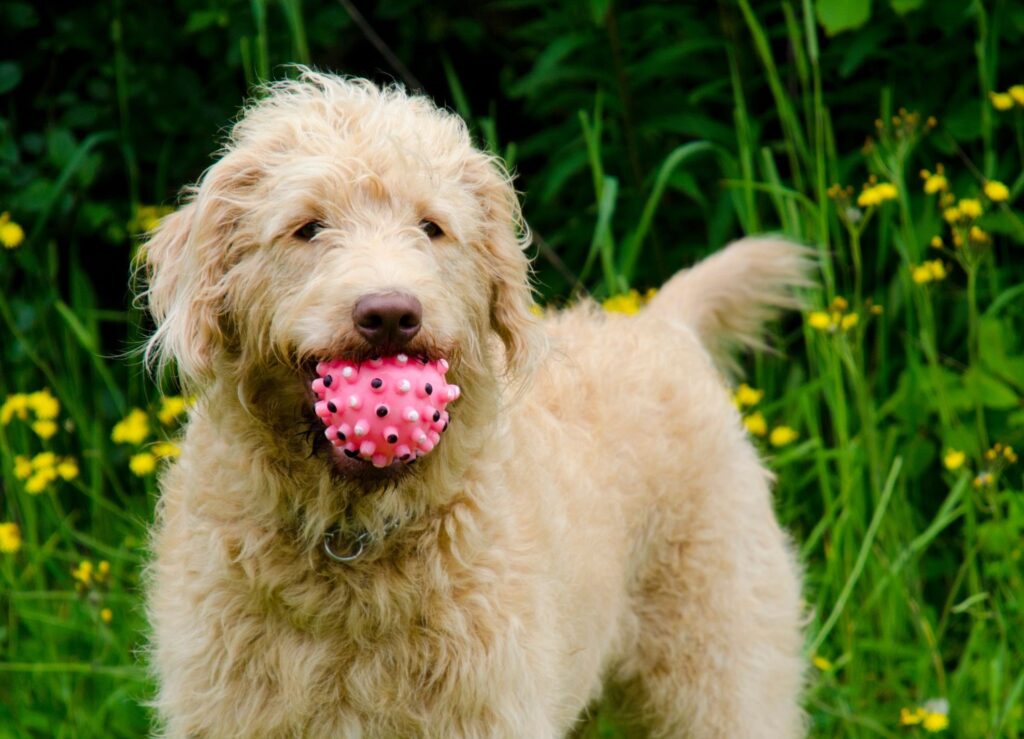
[983,180,1009,202]
[743,412,767,437]
[769,426,799,447]
[808,312,832,330]
[943,449,965,471]
[990,91,1014,110]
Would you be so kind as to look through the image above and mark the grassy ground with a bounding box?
[2,1,1024,737]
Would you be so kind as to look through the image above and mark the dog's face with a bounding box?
[142,73,540,481]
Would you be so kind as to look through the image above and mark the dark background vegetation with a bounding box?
[6,1,1023,301]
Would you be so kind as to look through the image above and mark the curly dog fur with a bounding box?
[142,69,810,738]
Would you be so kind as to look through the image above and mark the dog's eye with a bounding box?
[420,220,444,239]
[295,221,325,241]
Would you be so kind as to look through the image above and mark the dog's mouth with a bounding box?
[300,349,458,481]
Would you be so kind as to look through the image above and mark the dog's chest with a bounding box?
[248,553,535,734]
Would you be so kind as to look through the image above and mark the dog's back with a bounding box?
[503,237,811,736]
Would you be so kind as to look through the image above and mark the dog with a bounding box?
[142,69,809,738]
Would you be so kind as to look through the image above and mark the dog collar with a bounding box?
[322,516,406,563]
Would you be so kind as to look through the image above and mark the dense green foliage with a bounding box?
[2,0,1024,736]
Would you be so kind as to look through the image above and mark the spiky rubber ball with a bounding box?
[312,355,459,468]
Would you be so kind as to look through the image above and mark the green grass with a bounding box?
[2,0,1024,736]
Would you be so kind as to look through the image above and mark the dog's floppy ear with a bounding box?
[142,193,232,385]
[468,153,545,377]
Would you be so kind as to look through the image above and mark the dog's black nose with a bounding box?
[352,292,422,348]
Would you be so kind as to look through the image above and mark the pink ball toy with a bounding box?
[311,355,460,468]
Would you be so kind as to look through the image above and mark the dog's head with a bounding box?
[141,71,542,486]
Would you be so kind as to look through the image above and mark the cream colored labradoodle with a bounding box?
[142,69,809,738]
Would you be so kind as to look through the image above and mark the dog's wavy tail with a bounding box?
[644,236,816,375]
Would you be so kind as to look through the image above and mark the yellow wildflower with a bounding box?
[869,304,883,315]
[923,174,947,194]
[901,707,926,725]
[1011,85,1024,106]
[876,183,898,201]
[27,389,59,419]
[14,455,33,480]
[25,468,57,494]
[56,458,79,481]
[969,226,990,245]
[921,700,950,732]
[528,303,544,317]
[733,384,764,409]
[840,313,859,331]
[129,452,158,476]
[973,471,994,488]
[0,212,25,249]
[1,394,30,424]
[812,655,833,671]
[112,408,150,445]
[602,289,652,315]
[930,236,943,249]
[131,204,174,235]
[958,198,983,218]
[100,608,113,624]
[944,449,966,471]
[93,560,110,585]
[152,441,181,458]
[72,560,94,586]
[942,206,961,223]
[0,522,21,553]
[1004,445,1018,464]
[19,452,76,493]
[31,419,58,439]
[991,92,1015,110]
[920,167,948,195]
[808,311,832,331]
[743,412,768,437]
[857,182,899,208]
[912,260,947,284]
[32,452,56,470]
[923,712,949,732]
[769,426,799,447]
[157,396,190,425]
[983,180,1009,202]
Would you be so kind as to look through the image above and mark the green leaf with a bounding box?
[891,0,923,15]
[589,0,611,24]
[979,317,1024,392]
[964,367,1020,409]
[815,0,872,36]
[0,61,22,94]
[980,208,1024,244]
[619,140,715,282]
[46,128,77,169]
[943,99,983,142]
